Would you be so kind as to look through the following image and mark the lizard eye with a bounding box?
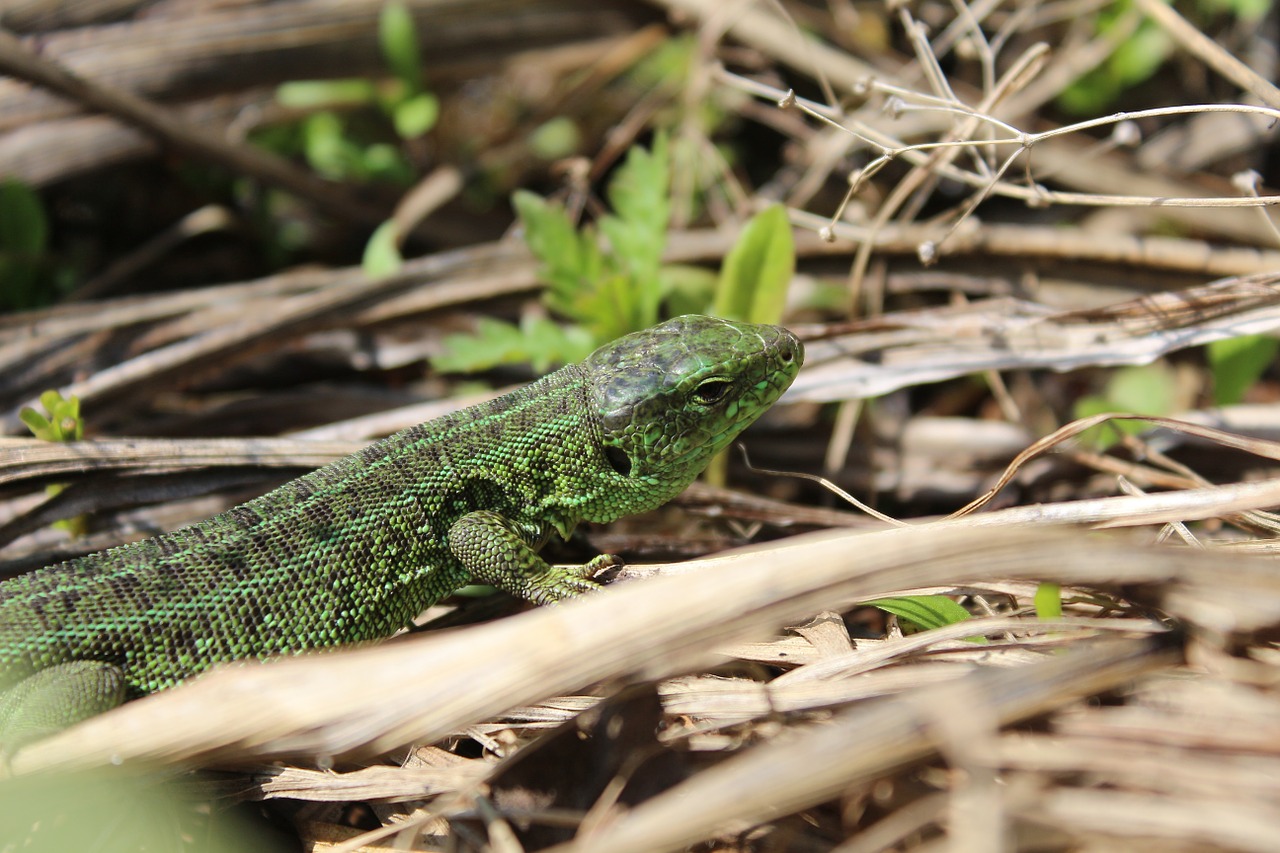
[691,378,732,406]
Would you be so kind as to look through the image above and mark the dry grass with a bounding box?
[2,0,1280,850]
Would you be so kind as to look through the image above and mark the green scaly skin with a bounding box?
[0,315,802,752]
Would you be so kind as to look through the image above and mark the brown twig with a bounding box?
[0,27,388,226]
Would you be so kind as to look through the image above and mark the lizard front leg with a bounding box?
[448,510,616,604]
[0,660,127,757]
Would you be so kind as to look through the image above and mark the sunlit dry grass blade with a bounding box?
[547,636,1175,853]
[791,272,1280,402]
[950,412,1280,518]
[10,515,1280,777]
[243,762,489,803]
[0,437,362,488]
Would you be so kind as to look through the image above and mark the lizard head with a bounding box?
[583,314,803,505]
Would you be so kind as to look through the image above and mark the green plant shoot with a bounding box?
[866,595,981,638]
[19,390,88,536]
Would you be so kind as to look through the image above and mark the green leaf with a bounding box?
[605,133,671,241]
[21,391,83,442]
[50,394,82,441]
[513,191,609,329]
[714,204,794,324]
[23,391,86,535]
[1200,0,1271,18]
[379,0,422,92]
[1058,12,1173,115]
[303,112,360,180]
[1108,362,1177,415]
[433,317,523,373]
[0,179,47,255]
[0,179,48,310]
[393,92,438,138]
[19,406,53,441]
[513,191,576,268]
[432,316,595,374]
[519,315,597,372]
[866,595,975,634]
[581,274,644,342]
[1207,334,1278,406]
[529,117,581,160]
[362,220,403,277]
[69,398,84,440]
[38,389,62,415]
[1074,362,1179,448]
[1034,582,1063,619]
[360,143,414,184]
[659,263,718,317]
[511,137,675,343]
[599,133,670,327]
[276,79,377,109]
[1073,395,1121,449]
[628,32,695,89]
[1109,23,1172,84]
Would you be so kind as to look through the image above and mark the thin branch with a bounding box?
[0,28,388,227]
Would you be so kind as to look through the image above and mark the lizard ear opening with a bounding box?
[604,446,632,477]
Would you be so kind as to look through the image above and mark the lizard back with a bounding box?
[0,315,802,708]
[0,363,601,696]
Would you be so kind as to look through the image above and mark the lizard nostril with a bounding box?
[777,335,800,364]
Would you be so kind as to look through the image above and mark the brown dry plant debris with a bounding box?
[2,0,1280,851]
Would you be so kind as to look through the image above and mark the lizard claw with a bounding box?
[530,571,603,605]
[567,553,624,579]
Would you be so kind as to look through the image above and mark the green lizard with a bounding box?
[0,314,801,753]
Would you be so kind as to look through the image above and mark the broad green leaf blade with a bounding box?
[1207,334,1278,406]
[714,204,794,324]
[865,595,972,632]
[1106,362,1177,415]
[604,132,670,254]
[1073,362,1179,449]
[360,143,414,184]
[518,315,596,373]
[433,318,528,374]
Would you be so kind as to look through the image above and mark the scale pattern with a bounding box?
[0,315,802,747]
